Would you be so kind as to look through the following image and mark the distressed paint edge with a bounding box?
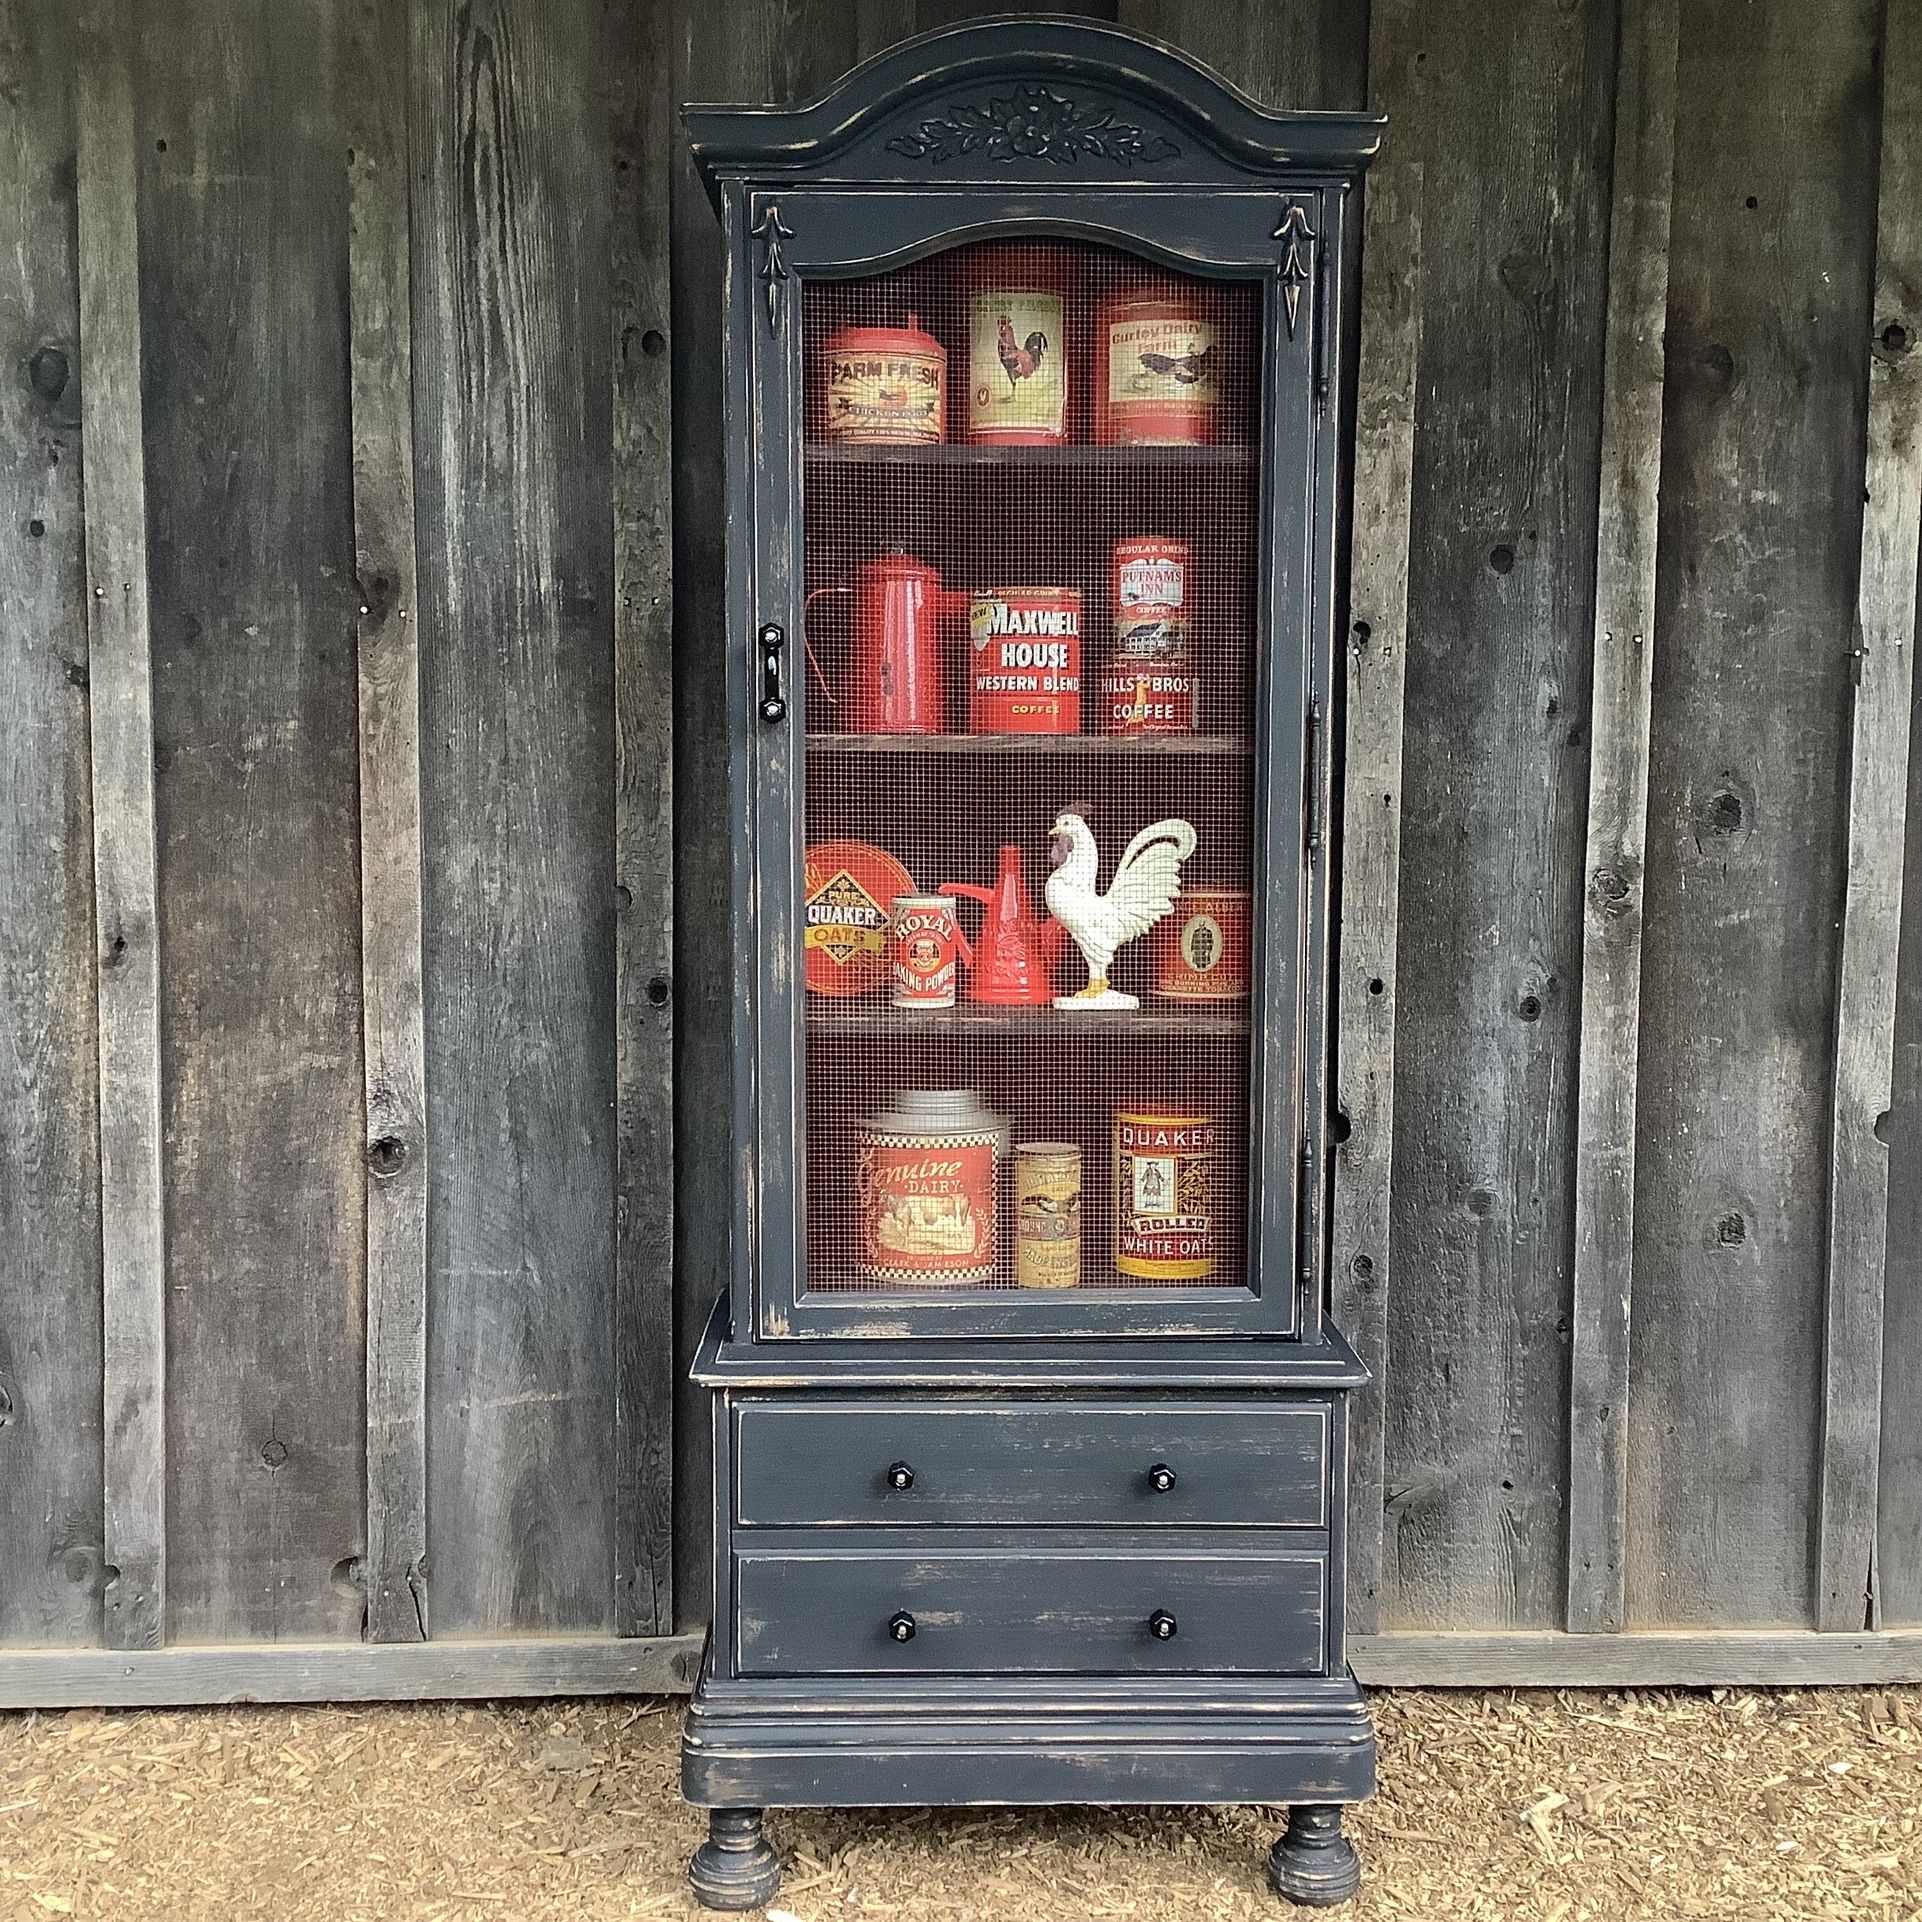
[345,0,430,1645]
[75,0,166,1654]
[1818,0,1922,1634]
[1565,0,1679,1636]
[1330,158,1422,1639]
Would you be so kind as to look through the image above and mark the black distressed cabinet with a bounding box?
[682,18,1381,1909]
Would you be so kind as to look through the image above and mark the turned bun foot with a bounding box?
[689,1806,782,1911]
[1266,1803,1361,1907]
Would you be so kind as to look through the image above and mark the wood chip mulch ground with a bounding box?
[3,1685,1919,1920]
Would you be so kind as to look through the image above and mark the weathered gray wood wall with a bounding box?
[2,0,1920,1703]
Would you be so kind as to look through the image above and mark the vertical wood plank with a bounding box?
[860,0,1112,54]
[670,0,859,1625]
[1331,156,1422,1639]
[1564,0,1678,1637]
[1627,0,1879,1629]
[1818,0,1922,1634]
[1,0,105,1648]
[139,0,368,1642]
[1375,0,1617,1632]
[609,0,676,1638]
[1115,0,1356,108]
[76,0,165,1651]
[413,0,618,1632]
[344,0,429,1644]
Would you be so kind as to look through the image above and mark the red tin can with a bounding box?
[968,587,1082,734]
[1151,886,1251,1002]
[819,314,946,444]
[965,244,1069,445]
[891,894,965,1009]
[1101,537,1195,735]
[1094,282,1221,445]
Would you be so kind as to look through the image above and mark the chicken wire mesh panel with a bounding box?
[799,240,1262,1295]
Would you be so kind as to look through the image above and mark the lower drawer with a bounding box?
[733,1534,1327,1677]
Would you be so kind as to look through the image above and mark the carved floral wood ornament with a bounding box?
[887,84,1180,167]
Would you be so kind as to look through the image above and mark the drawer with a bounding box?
[733,1398,1328,1528]
[735,1533,1326,1676]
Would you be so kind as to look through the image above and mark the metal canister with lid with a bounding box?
[856,1089,1009,1286]
[1113,1106,1218,1281]
[1014,1142,1082,1288]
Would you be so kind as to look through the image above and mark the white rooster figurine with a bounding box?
[1044,810,1197,1011]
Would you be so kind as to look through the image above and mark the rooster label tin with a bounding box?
[891,894,960,1009]
[1152,886,1251,1002]
[968,290,1066,443]
[858,1089,1008,1286]
[1096,293,1220,445]
[804,840,916,997]
[1015,1142,1082,1289]
[1113,1107,1218,1280]
[969,588,1082,733]
[1102,537,1195,735]
[821,316,946,444]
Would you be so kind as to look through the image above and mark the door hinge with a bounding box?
[1305,698,1325,862]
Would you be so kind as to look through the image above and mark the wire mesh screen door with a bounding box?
[797,238,1268,1306]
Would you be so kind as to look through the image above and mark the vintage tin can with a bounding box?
[1094,287,1221,445]
[1015,1142,1082,1289]
[1100,536,1195,735]
[804,839,917,998]
[1113,1107,1218,1281]
[820,315,946,444]
[1152,886,1252,1002]
[968,587,1082,734]
[891,894,960,1009]
[966,245,1068,444]
[858,1089,1008,1286]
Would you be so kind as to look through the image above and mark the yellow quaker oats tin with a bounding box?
[1015,1142,1081,1288]
[1113,1108,1218,1281]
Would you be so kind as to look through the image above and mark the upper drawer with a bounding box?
[732,1397,1329,1528]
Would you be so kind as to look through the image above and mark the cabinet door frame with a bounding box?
[722,181,1347,1343]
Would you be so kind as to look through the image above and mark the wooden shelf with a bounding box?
[805,442,1253,470]
[809,732,1249,756]
[807,1000,1248,1037]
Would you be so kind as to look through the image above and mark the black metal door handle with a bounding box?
[1148,1463,1177,1493]
[886,1461,915,1491]
[1148,1610,1178,1641]
[758,622,787,723]
[888,1611,916,1643]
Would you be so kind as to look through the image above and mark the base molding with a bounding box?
[683,1669,1376,1809]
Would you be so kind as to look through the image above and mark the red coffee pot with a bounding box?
[940,844,1067,1005]
[807,552,971,734]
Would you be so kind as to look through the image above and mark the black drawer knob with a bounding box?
[1149,1610,1179,1641]
[886,1461,915,1491]
[1148,1462,1178,1493]
[888,1611,917,1643]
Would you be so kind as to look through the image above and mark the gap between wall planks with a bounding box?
[74,0,166,1653]
[345,0,430,1646]
[1331,157,1421,1641]
[1565,0,1679,1638]
[610,0,677,1639]
[1818,0,1922,1637]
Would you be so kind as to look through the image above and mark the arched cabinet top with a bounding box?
[684,14,1384,209]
